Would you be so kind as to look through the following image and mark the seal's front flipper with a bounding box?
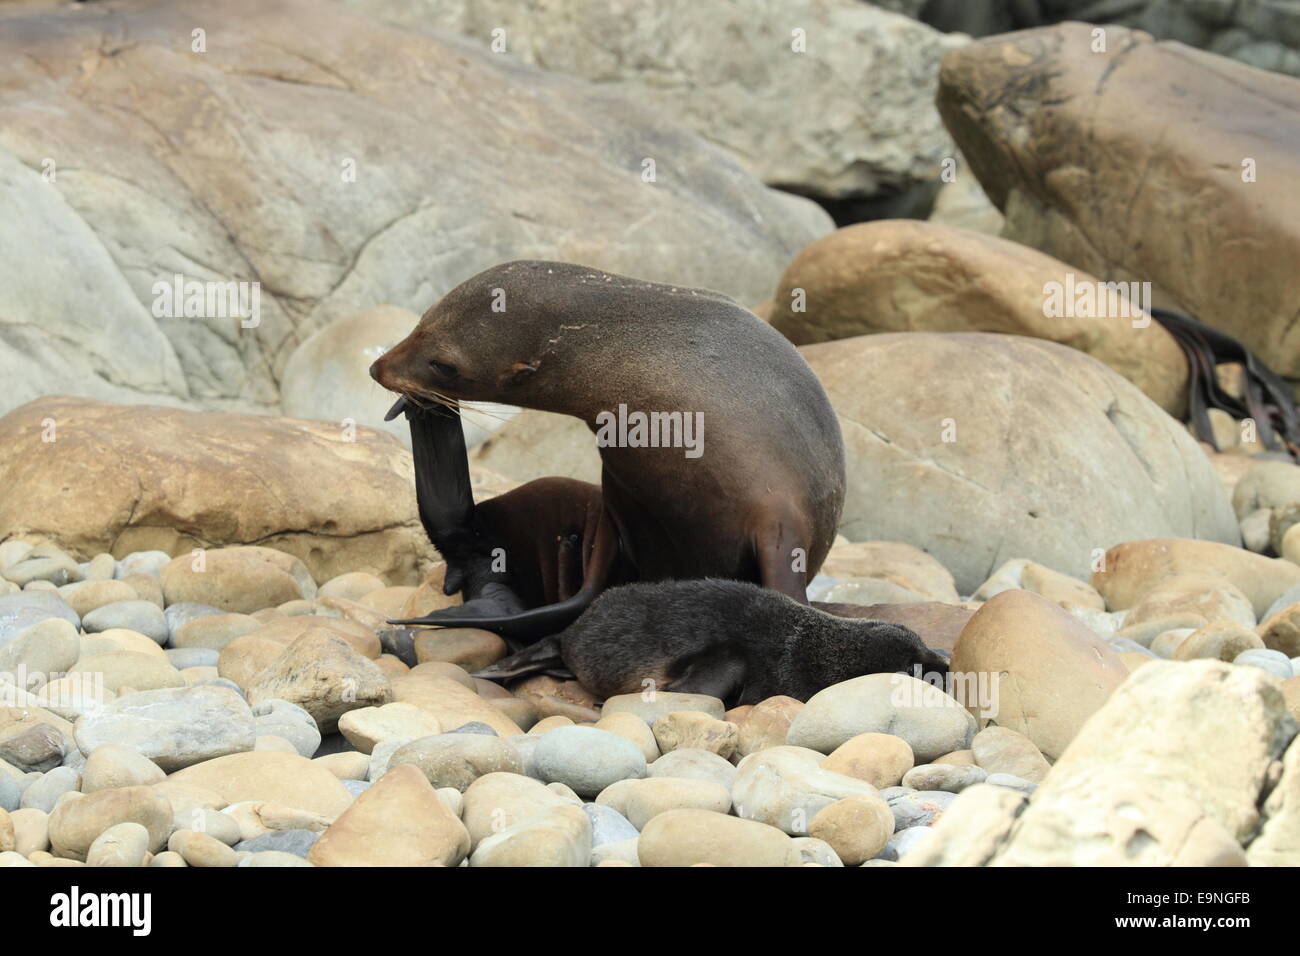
[473,636,565,683]
[389,586,593,641]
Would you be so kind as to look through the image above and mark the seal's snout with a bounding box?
[368,352,392,387]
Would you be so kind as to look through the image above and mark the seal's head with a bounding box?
[369,260,601,412]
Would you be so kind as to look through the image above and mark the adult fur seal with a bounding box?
[370,260,846,640]
[473,578,950,706]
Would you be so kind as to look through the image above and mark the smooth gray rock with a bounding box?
[74,685,256,771]
[1234,648,1294,679]
[82,600,169,645]
[583,802,639,846]
[234,829,319,858]
[166,647,220,669]
[533,726,647,798]
[19,765,80,813]
[252,699,321,758]
[889,790,958,830]
[0,592,79,647]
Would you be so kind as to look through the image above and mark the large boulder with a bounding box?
[803,333,1239,593]
[343,0,965,202]
[990,661,1297,866]
[0,396,437,584]
[938,23,1300,379]
[0,0,827,416]
[766,221,1187,414]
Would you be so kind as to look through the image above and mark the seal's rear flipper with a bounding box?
[389,586,593,641]
[473,636,565,683]
[1151,307,1300,458]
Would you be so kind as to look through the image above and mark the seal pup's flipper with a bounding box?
[473,636,567,683]
[665,645,748,703]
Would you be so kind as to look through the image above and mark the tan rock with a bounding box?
[468,803,590,867]
[166,752,354,817]
[414,628,507,671]
[244,616,380,660]
[337,702,442,755]
[808,793,894,865]
[461,773,575,848]
[1250,733,1300,865]
[638,809,798,867]
[651,712,738,759]
[47,788,172,861]
[951,589,1129,760]
[768,219,1185,412]
[358,586,418,618]
[389,674,523,737]
[313,752,370,781]
[1093,539,1300,620]
[58,580,139,618]
[970,726,1049,784]
[319,572,387,603]
[1124,573,1256,630]
[617,777,732,829]
[1173,621,1266,662]
[81,744,167,791]
[308,764,469,867]
[159,546,316,614]
[817,539,959,603]
[173,613,262,651]
[1259,605,1300,657]
[0,398,438,585]
[819,733,914,789]
[802,335,1237,594]
[69,651,184,694]
[10,808,48,857]
[736,696,802,758]
[389,734,522,792]
[217,633,292,691]
[245,630,392,733]
[167,828,237,867]
[594,712,661,763]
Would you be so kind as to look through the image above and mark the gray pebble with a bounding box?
[445,722,497,736]
[234,829,320,858]
[881,786,917,802]
[252,699,321,758]
[1233,648,1294,679]
[583,802,639,847]
[986,772,1037,794]
[887,825,936,859]
[889,790,957,830]
[341,779,372,798]
[532,726,647,797]
[166,647,220,669]
[1107,637,1157,657]
[163,602,224,637]
[1264,584,1300,622]
[114,551,172,579]
[20,766,80,812]
[0,592,80,644]
[0,774,19,811]
[82,600,169,645]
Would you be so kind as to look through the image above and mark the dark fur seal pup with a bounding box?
[371,260,846,639]
[473,578,950,706]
